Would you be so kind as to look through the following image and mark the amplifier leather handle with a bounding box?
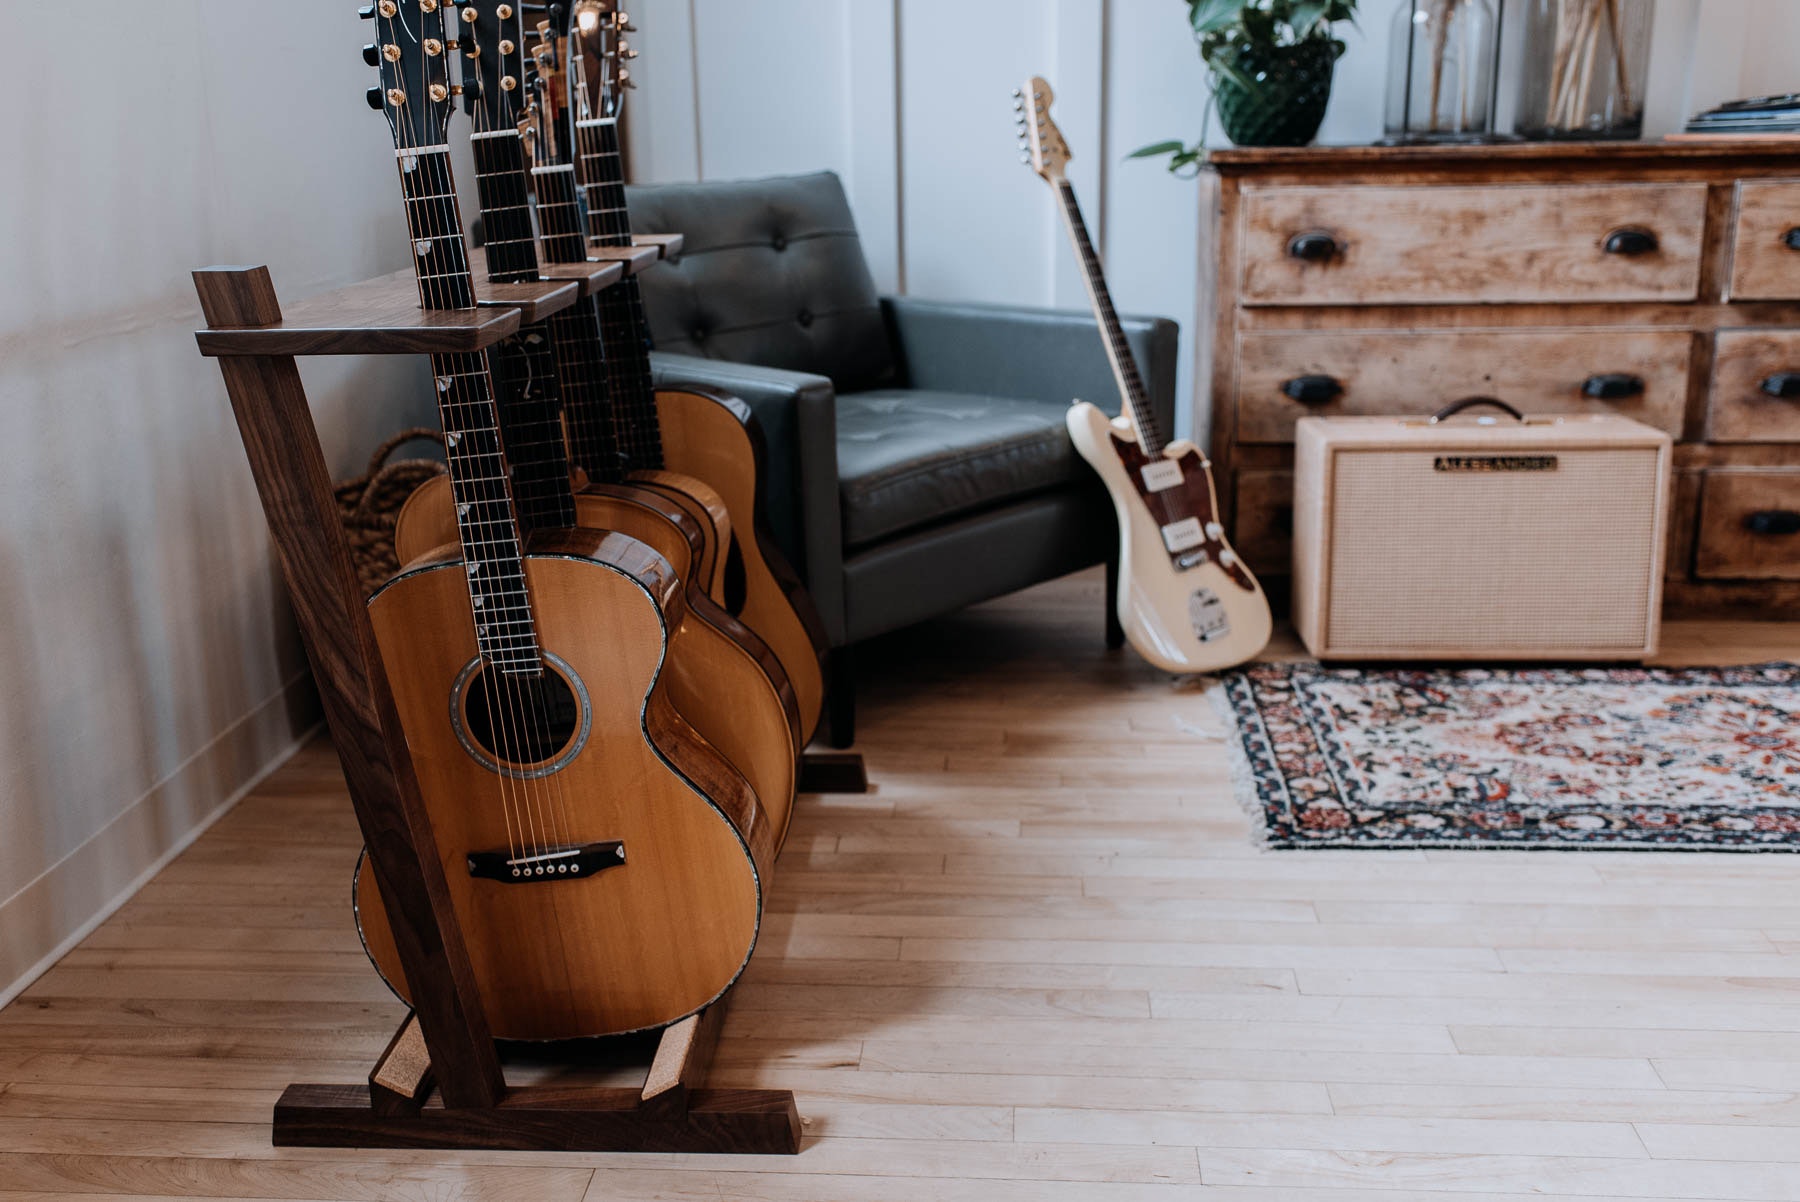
[1430,396,1526,424]
[1281,374,1344,404]
[1287,231,1341,263]
[1784,227,1800,252]
[1760,371,1800,399]
[1581,372,1646,400]
[1744,510,1800,536]
[1603,227,1658,256]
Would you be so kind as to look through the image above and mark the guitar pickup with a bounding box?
[1140,460,1184,492]
[466,841,626,883]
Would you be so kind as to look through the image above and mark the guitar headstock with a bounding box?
[1014,76,1071,182]
[523,5,574,164]
[458,1,528,130]
[362,0,462,150]
[572,0,637,122]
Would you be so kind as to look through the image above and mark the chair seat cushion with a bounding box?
[836,389,1088,549]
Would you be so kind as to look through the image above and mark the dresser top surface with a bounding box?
[1207,139,1800,174]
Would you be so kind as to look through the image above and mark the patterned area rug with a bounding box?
[1219,663,1800,851]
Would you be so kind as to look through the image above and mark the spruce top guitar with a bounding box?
[1016,77,1271,673]
[355,0,769,1039]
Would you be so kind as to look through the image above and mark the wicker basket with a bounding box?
[335,428,446,597]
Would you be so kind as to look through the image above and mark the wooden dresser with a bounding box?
[1204,142,1800,616]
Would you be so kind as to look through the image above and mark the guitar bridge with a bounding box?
[466,842,626,883]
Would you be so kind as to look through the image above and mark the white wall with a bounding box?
[0,1,431,1003]
[622,0,1787,441]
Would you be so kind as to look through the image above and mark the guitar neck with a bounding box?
[1051,178,1163,452]
[469,129,542,283]
[393,147,544,673]
[532,162,592,265]
[549,296,628,484]
[575,117,634,248]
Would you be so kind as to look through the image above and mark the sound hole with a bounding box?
[461,664,583,769]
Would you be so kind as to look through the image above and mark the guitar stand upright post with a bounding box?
[194,262,800,1154]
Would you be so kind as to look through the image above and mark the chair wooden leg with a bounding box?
[1104,555,1126,650]
[826,647,855,749]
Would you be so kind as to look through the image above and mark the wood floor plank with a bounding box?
[1,571,1792,1200]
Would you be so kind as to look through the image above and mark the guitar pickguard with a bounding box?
[1109,433,1257,593]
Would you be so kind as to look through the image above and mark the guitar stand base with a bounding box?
[272,1010,800,1154]
[799,751,868,794]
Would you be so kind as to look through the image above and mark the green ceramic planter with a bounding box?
[1213,40,1339,147]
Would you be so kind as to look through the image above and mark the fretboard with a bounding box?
[575,117,633,248]
[470,130,542,283]
[532,163,592,265]
[1054,180,1162,452]
[549,296,626,484]
[392,147,543,673]
[493,323,579,535]
[597,278,663,471]
[431,351,544,674]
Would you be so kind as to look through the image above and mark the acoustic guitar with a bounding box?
[1016,77,1271,672]
[392,0,801,842]
[564,2,831,743]
[355,0,770,1039]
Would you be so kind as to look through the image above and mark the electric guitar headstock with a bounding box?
[1014,76,1072,184]
[458,1,529,133]
[571,1,637,123]
[362,0,463,152]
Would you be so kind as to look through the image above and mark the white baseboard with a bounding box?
[0,673,322,1009]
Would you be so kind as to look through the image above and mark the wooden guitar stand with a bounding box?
[194,261,801,1154]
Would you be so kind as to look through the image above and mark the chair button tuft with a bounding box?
[691,326,708,342]
[796,308,814,328]
[772,234,788,251]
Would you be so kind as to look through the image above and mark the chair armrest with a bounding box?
[881,296,1178,443]
[649,351,847,642]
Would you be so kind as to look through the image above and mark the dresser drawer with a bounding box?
[1235,329,1691,444]
[1239,183,1706,307]
[1727,181,1800,301]
[1708,329,1800,442]
[1695,470,1800,580]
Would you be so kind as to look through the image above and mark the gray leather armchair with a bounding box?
[626,172,1178,745]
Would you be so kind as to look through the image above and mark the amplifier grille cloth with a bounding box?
[1326,448,1659,652]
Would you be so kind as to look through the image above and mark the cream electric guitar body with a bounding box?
[1018,77,1271,672]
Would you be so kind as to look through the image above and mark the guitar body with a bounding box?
[394,476,800,842]
[1067,402,1272,672]
[355,530,772,1039]
[650,385,829,743]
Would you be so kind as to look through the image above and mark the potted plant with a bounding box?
[1135,0,1357,169]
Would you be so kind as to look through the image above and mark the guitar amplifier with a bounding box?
[1291,408,1672,661]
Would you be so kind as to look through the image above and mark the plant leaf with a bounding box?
[1189,0,1244,35]
[1289,0,1329,37]
[1127,140,1192,159]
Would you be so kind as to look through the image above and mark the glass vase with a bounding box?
[1514,0,1654,139]
[1384,0,1498,142]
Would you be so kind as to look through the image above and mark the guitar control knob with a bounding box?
[1219,548,1238,567]
[1205,521,1223,540]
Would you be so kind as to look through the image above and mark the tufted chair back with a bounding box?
[625,172,898,392]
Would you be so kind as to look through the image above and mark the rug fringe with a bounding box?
[1207,676,1271,851]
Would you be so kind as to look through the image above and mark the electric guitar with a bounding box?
[1017,77,1271,672]
[392,0,801,843]
[354,0,770,1039]
[565,2,831,743]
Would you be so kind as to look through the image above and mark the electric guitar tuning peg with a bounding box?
[363,43,381,66]
[366,86,385,110]
[359,4,376,17]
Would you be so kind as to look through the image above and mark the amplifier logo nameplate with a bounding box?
[1434,455,1559,473]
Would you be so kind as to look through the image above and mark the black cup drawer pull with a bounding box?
[1744,510,1800,536]
[1282,375,1344,404]
[1287,231,1341,263]
[1784,227,1800,252]
[1760,372,1800,400]
[1602,227,1659,256]
[1581,373,1646,400]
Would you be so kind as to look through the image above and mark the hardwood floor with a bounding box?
[3,566,1797,1199]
